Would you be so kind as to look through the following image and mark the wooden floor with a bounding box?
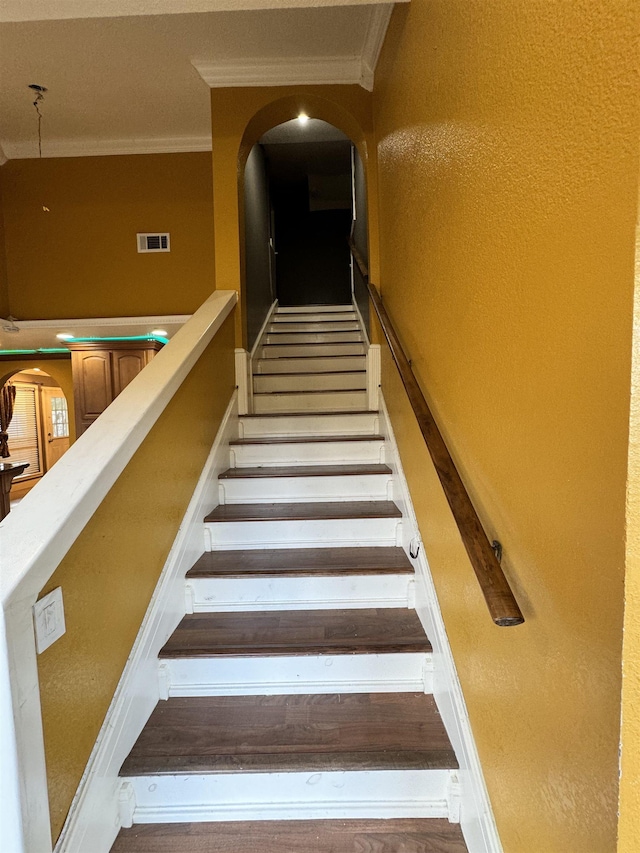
[119,693,458,775]
[111,818,468,852]
[186,547,414,578]
[159,609,432,658]
[204,501,402,523]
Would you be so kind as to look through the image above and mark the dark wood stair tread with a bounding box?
[120,693,457,776]
[219,464,392,479]
[187,547,414,578]
[230,434,384,445]
[204,501,402,523]
[111,819,468,852]
[159,609,431,658]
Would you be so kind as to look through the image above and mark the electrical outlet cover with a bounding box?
[33,587,66,653]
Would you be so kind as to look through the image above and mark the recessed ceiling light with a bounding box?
[151,329,168,336]
[56,333,74,340]
[33,368,41,372]
[298,112,309,125]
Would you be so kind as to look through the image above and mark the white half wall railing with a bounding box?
[0,289,237,853]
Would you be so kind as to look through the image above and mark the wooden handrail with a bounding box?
[350,239,524,626]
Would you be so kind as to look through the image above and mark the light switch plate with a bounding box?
[33,587,66,653]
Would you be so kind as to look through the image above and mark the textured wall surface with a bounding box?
[619,184,640,852]
[1,152,214,319]
[35,315,235,841]
[373,1,639,850]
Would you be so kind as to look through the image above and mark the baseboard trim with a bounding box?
[377,393,503,853]
[55,392,239,853]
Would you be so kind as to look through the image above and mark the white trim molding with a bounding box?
[2,136,212,161]
[377,393,504,853]
[193,55,367,89]
[361,3,394,90]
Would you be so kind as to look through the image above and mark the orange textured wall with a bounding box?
[373,1,639,850]
[1,152,214,320]
[36,314,235,840]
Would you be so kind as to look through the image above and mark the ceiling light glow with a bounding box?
[56,333,74,340]
[298,112,309,125]
[151,329,168,336]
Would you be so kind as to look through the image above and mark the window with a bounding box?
[6,384,42,479]
[50,396,69,438]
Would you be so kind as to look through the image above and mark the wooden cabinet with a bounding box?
[67,340,163,435]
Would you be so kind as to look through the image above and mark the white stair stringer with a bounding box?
[125,768,457,824]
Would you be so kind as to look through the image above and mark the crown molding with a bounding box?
[193,54,368,89]
[361,3,394,90]
[1,135,212,161]
[0,0,400,22]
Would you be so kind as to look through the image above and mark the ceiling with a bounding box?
[0,315,190,353]
[0,0,401,163]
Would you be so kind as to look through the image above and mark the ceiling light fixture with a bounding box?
[151,329,168,337]
[56,333,74,340]
[298,112,309,126]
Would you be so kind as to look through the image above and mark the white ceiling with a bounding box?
[0,0,399,162]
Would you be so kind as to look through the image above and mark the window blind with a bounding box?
[6,384,42,477]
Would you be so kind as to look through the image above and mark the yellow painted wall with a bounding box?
[618,176,640,852]
[35,312,235,841]
[209,86,377,346]
[0,167,9,318]
[373,1,639,850]
[0,357,75,443]
[1,153,215,320]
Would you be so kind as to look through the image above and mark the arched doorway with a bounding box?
[242,116,370,350]
[0,368,71,508]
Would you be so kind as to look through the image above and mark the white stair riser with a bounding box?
[254,356,366,374]
[276,305,353,314]
[220,474,392,503]
[239,412,380,438]
[231,439,385,466]
[253,390,368,414]
[269,322,360,333]
[271,312,357,323]
[260,343,366,358]
[187,575,413,612]
[265,332,363,345]
[160,653,430,697]
[128,769,455,824]
[253,373,366,393]
[205,516,402,549]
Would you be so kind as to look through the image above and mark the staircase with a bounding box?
[110,304,468,852]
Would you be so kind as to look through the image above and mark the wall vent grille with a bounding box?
[137,233,170,253]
